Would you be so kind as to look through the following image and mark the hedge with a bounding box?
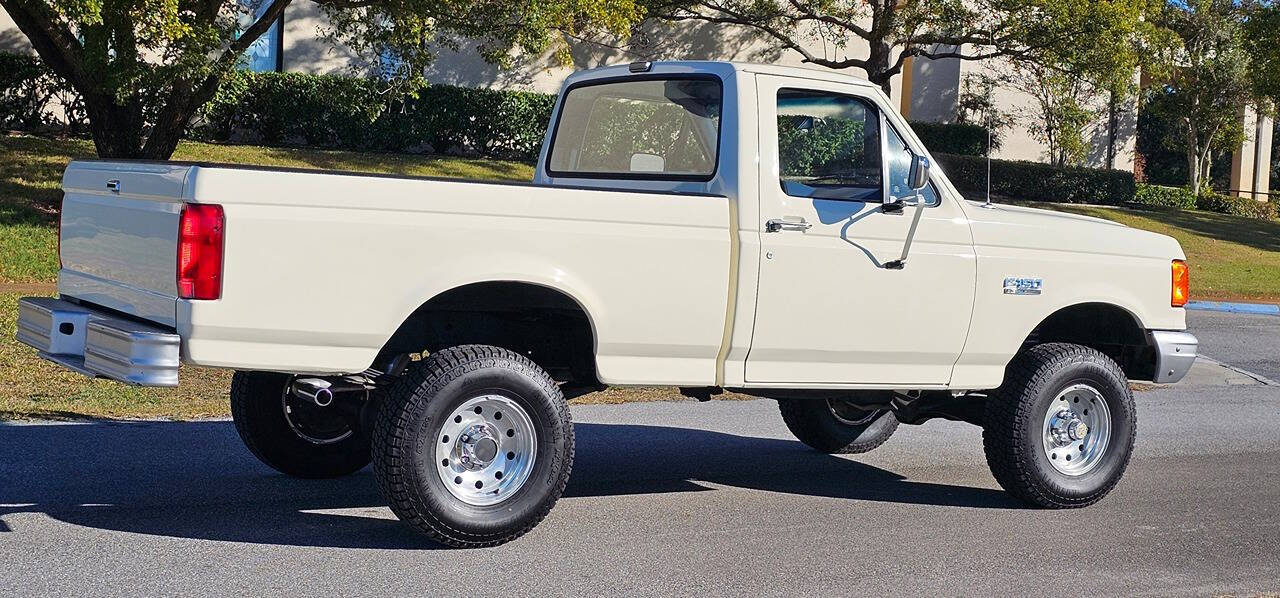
[0,52,86,132]
[1195,190,1278,220]
[195,71,555,160]
[932,153,1137,205]
[1133,183,1197,210]
[909,121,991,157]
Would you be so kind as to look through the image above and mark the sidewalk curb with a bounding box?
[1186,300,1280,315]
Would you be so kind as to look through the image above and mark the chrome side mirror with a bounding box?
[909,154,931,191]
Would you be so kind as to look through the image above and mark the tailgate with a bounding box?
[58,161,192,328]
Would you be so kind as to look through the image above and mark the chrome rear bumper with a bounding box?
[1149,330,1198,384]
[16,296,180,386]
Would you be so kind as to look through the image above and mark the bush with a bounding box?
[195,71,555,160]
[1195,190,1277,220]
[932,153,1137,205]
[910,122,992,156]
[0,52,86,133]
[1133,184,1197,209]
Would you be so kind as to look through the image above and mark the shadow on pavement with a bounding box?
[0,420,1016,549]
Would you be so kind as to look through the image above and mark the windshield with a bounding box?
[547,78,722,179]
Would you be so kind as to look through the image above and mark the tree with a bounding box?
[1145,0,1280,192]
[645,0,1154,95]
[1005,63,1097,166]
[1,0,640,158]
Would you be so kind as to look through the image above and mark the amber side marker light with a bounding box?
[1171,259,1189,307]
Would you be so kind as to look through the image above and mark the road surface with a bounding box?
[0,311,1276,596]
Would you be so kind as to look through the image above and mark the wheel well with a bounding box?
[379,282,599,389]
[1025,302,1155,381]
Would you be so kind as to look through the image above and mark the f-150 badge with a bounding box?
[1003,277,1043,295]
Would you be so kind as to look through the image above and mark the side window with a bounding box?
[776,89,881,201]
[885,125,940,206]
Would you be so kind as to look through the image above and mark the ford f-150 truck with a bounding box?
[17,60,1198,547]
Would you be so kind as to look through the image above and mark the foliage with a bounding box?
[777,116,869,177]
[1003,63,1097,166]
[909,122,991,157]
[933,152,1137,205]
[1136,86,1233,189]
[1133,183,1198,209]
[0,0,641,159]
[646,0,1155,95]
[1144,0,1280,192]
[1195,189,1278,220]
[0,52,86,133]
[193,70,555,160]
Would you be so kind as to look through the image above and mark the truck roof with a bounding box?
[565,60,882,92]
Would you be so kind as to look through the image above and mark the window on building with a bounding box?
[238,0,283,72]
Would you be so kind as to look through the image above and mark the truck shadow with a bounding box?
[0,420,1017,549]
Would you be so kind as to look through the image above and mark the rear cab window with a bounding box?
[547,77,723,180]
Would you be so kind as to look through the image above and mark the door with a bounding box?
[745,74,976,386]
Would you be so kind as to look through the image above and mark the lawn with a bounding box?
[1024,202,1280,303]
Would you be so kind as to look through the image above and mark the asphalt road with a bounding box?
[1,311,1277,597]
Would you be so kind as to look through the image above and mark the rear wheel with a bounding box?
[778,398,900,454]
[372,345,573,548]
[983,343,1137,508]
[230,371,371,479]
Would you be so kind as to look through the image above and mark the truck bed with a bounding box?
[53,160,734,384]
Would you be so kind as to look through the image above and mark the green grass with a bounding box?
[0,134,535,283]
[1023,202,1280,303]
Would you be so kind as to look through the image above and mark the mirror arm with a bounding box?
[884,192,926,270]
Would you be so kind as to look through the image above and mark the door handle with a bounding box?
[765,218,812,233]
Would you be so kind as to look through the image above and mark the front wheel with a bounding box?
[982,343,1137,508]
[778,398,899,454]
[372,345,574,548]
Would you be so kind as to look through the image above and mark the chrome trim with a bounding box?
[1150,330,1198,384]
[16,296,180,387]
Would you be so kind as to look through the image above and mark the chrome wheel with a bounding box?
[435,394,537,506]
[281,379,357,445]
[1041,383,1112,476]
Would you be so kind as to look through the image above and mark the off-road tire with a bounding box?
[230,370,371,479]
[982,343,1137,508]
[372,345,574,548]
[778,399,900,454]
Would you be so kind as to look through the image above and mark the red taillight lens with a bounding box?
[177,203,224,300]
[1171,259,1189,307]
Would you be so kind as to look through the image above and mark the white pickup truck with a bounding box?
[17,60,1198,547]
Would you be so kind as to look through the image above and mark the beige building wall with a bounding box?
[1,8,33,54]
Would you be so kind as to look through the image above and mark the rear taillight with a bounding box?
[1171,259,1189,307]
[177,203,224,300]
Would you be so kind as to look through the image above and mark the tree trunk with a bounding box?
[83,93,147,158]
[866,41,894,96]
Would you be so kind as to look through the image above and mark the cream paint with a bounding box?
[53,62,1190,391]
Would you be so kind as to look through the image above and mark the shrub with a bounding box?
[932,153,1137,205]
[0,52,87,133]
[1195,190,1277,220]
[1133,184,1197,209]
[195,71,555,160]
[910,121,992,156]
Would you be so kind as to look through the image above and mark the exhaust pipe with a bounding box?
[291,378,336,407]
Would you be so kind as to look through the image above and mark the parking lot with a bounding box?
[1,311,1277,597]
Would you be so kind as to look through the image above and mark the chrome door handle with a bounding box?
[765,218,812,233]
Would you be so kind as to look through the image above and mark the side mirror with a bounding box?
[909,154,931,191]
